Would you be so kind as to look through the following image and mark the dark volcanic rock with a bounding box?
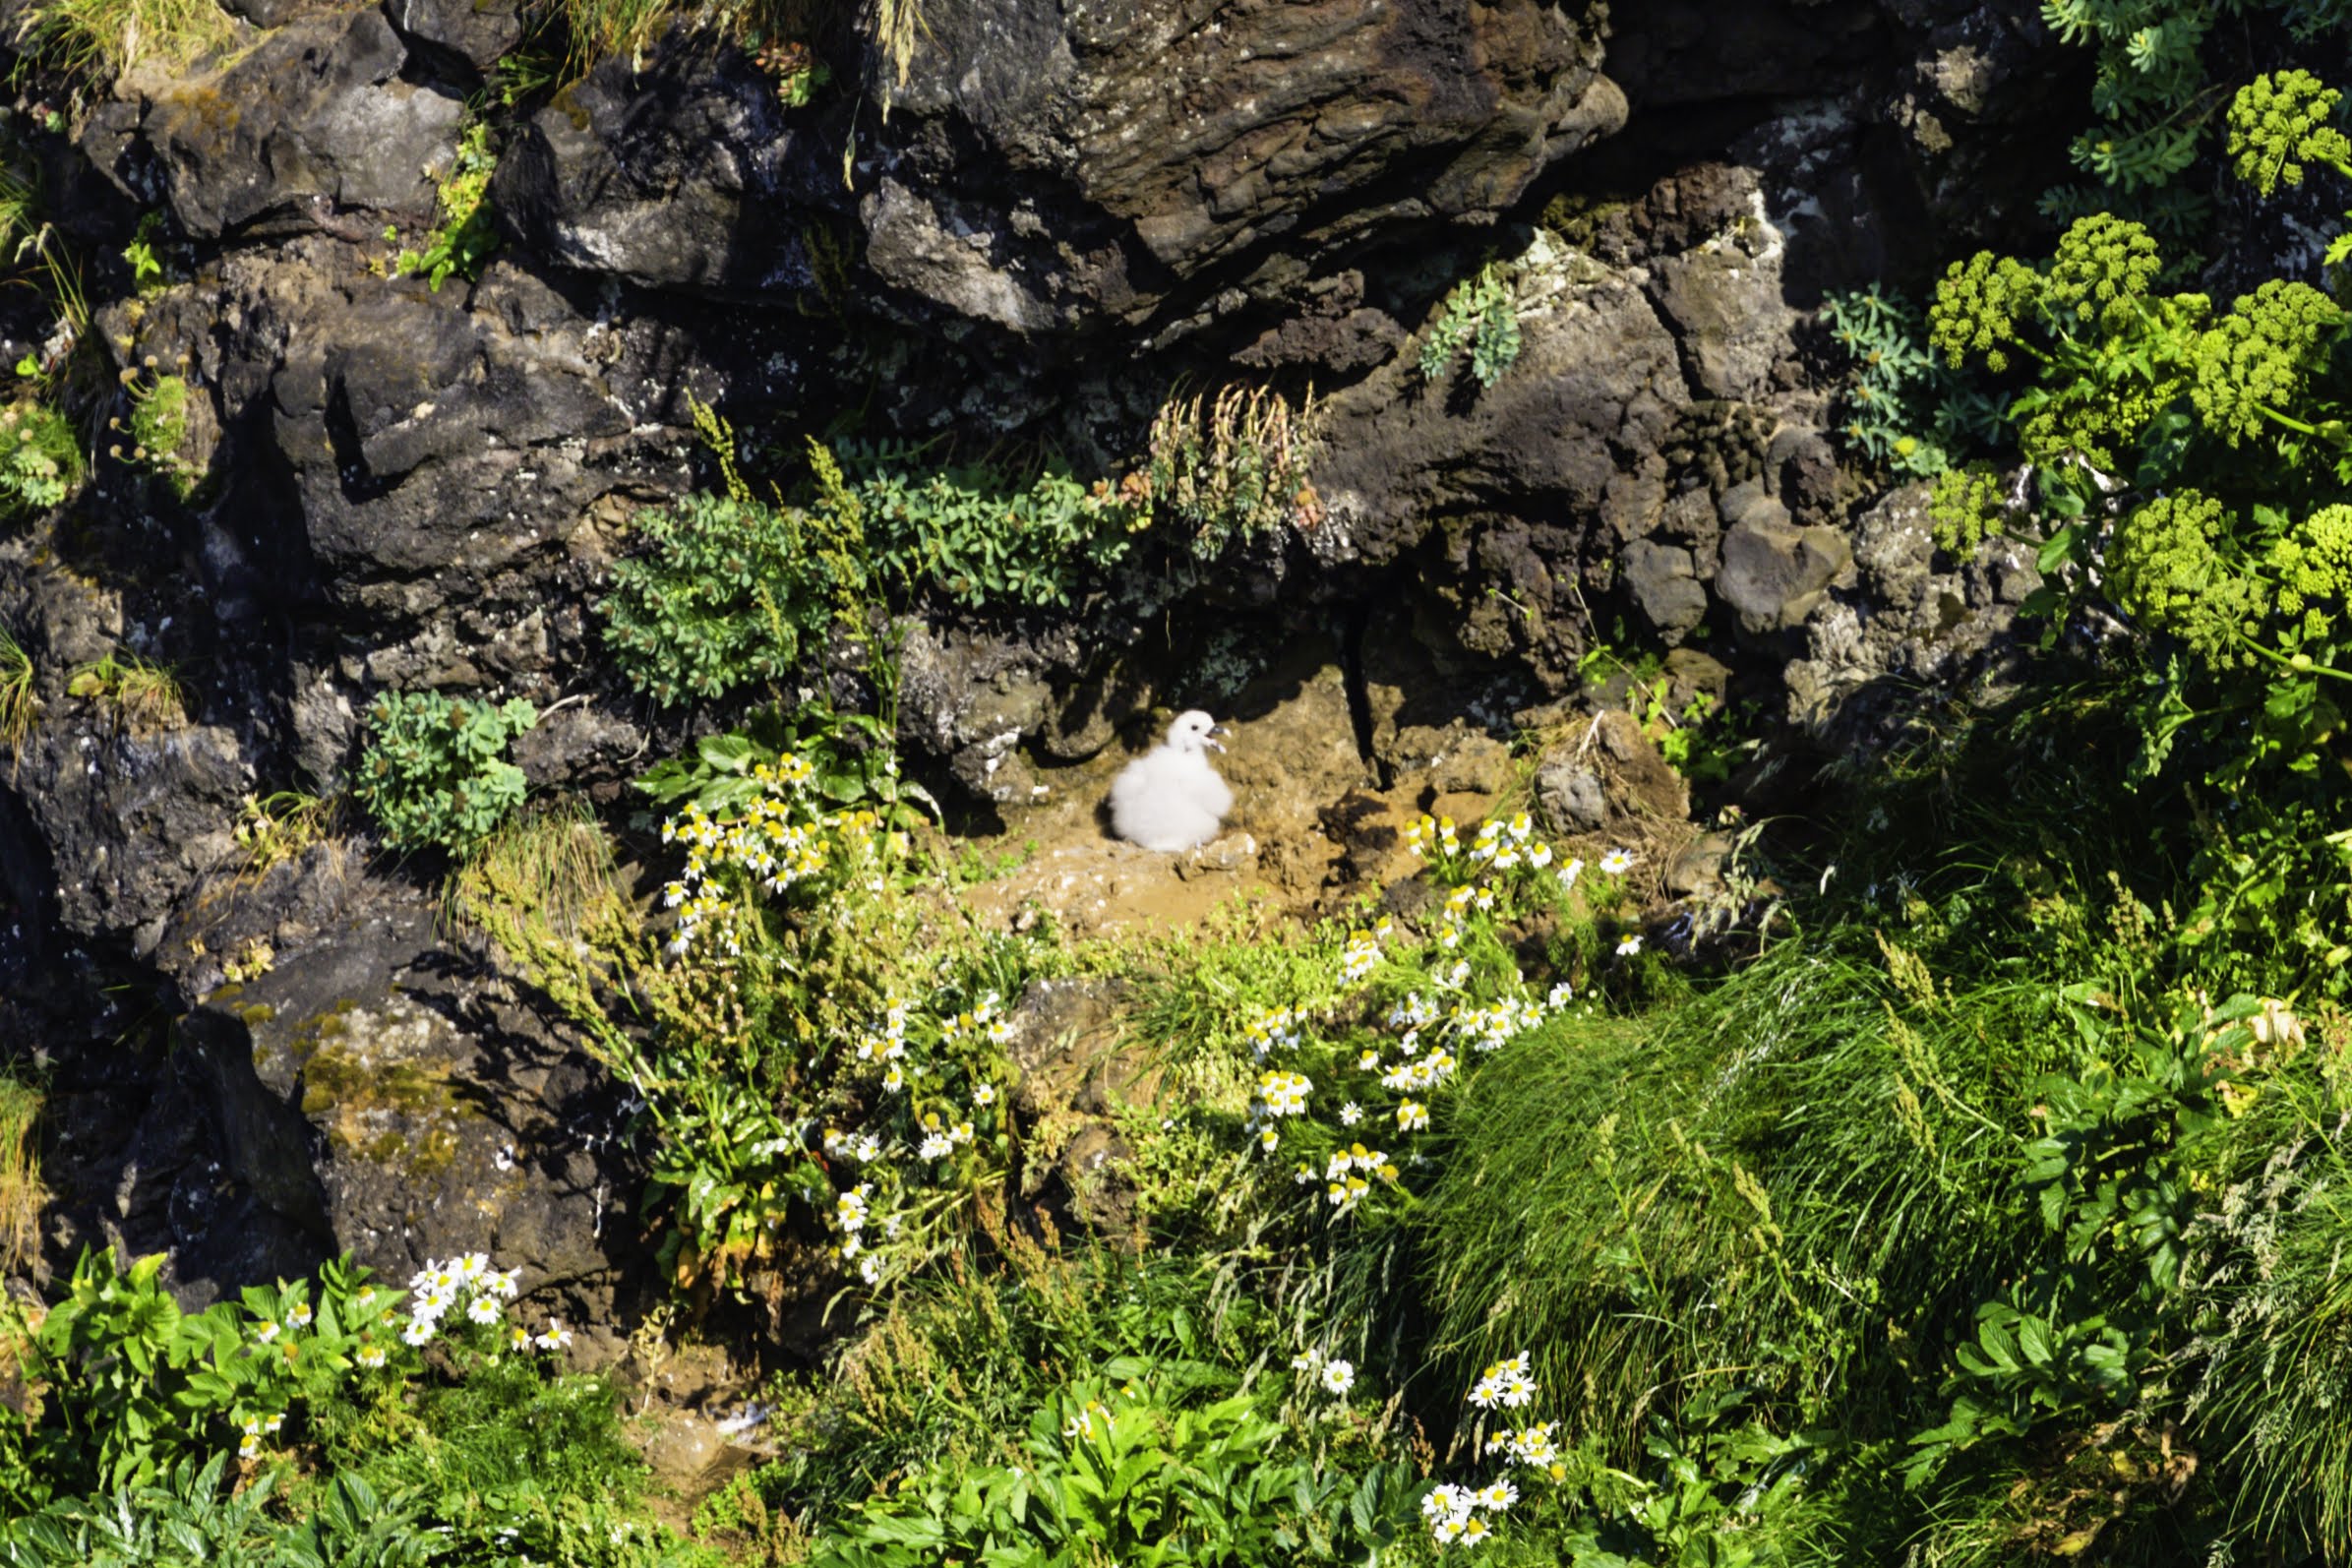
[122,9,464,238]
[502,0,1622,338]
[496,52,834,295]
[382,0,525,85]
[1314,259,1685,566]
[183,894,648,1364]
[12,718,247,948]
[1621,538,1710,641]
[1715,502,1855,637]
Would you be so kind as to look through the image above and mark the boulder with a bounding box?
[125,9,464,239]
[1003,977,1160,1239]
[1315,269,1686,567]
[495,53,831,296]
[1714,500,1854,635]
[499,0,1622,338]
[1621,538,1710,641]
[1647,225,1794,400]
[10,719,247,948]
[381,0,525,86]
[1534,708,1689,835]
[177,896,648,1365]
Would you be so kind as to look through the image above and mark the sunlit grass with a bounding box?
[65,649,184,731]
[1416,936,2066,1457]
[15,0,233,81]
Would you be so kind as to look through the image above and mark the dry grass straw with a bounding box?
[0,626,34,760]
[1143,381,1323,555]
[65,650,184,732]
[0,1073,44,1276]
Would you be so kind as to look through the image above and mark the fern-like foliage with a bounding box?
[2036,0,2352,229]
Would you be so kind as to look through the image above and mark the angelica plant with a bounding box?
[1910,74,2352,793]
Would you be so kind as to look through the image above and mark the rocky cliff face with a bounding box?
[0,0,2074,1325]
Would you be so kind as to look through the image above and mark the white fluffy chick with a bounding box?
[1109,710,1233,852]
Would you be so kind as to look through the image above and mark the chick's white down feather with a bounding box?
[1110,710,1233,852]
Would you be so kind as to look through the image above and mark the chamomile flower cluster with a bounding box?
[1294,1142,1400,1215]
[656,755,896,957]
[1422,1482,1511,1548]
[914,1110,978,1162]
[1245,1005,1307,1059]
[941,992,1017,1050]
[1448,995,1549,1054]
[1251,1068,1315,1151]
[1061,1398,1116,1442]
[831,1183,892,1284]
[1408,811,1594,943]
[400,1253,521,1348]
[236,1411,286,1462]
[1470,813,1553,873]
[1337,917,1394,983]
[1468,1351,1538,1410]
[1484,1420,1565,1478]
[1425,1356,1550,1547]
[809,990,1013,1287]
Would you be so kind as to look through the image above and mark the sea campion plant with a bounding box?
[0,398,81,519]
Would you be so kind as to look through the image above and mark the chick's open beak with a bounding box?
[1206,724,1227,753]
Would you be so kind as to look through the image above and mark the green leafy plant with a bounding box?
[810,1368,1314,1568]
[1418,261,1521,390]
[634,705,940,833]
[1904,994,2247,1487]
[2,1451,285,1564]
[1821,284,2002,480]
[752,37,830,106]
[843,446,1146,608]
[0,398,83,519]
[232,789,336,876]
[1919,125,2352,790]
[121,219,164,295]
[353,690,537,854]
[394,121,499,292]
[2033,0,2352,234]
[0,1249,401,1507]
[599,490,846,705]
